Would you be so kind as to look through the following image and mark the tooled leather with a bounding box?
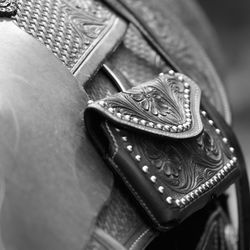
[87,72,203,139]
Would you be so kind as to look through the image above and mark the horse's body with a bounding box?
[0,0,249,249]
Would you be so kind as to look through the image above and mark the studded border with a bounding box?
[89,70,195,133]
[115,110,237,209]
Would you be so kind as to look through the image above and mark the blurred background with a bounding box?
[198,0,250,176]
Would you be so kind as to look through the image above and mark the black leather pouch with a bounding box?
[84,73,240,231]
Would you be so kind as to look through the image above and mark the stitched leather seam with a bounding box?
[109,159,162,228]
[129,229,150,250]
[105,121,119,160]
[105,123,161,227]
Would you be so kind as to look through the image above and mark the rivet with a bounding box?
[221,169,225,175]
[135,155,141,162]
[148,122,154,128]
[156,124,163,129]
[186,195,191,201]
[223,138,228,143]
[190,192,195,199]
[202,184,207,190]
[132,117,139,123]
[206,181,210,188]
[87,100,94,105]
[184,82,190,88]
[184,94,189,99]
[178,125,183,131]
[201,111,207,116]
[210,179,214,185]
[150,176,157,183]
[208,120,214,126]
[178,75,184,82]
[198,187,203,193]
[159,72,164,77]
[171,126,178,132]
[142,165,149,173]
[158,186,164,193]
[176,199,181,207]
[181,198,186,205]
[166,196,173,204]
[195,189,199,196]
[215,129,221,134]
[168,70,175,76]
[115,128,120,132]
[127,145,133,152]
[124,115,130,121]
[122,136,127,142]
[164,125,170,131]
[213,176,218,182]
[230,147,235,153]
[117,113,122,118]
[184,89,190,94]
[230,160,234,165]
[140,120,146,126]
[186,113,191,118]
[186,118,192,123]
[184,103,190,109]
[232,157,237,163]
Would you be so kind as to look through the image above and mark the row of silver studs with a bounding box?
[89,70,194,133]
[116,109,237,208]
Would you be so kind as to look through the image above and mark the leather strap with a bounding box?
[101,0,231,123]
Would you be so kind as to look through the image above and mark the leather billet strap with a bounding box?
[84,72,241,231]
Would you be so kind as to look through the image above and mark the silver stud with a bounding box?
[127,145,133,152]
[168,70,175,76]
[230,147,235,153]
[195,189,199,196]
[159,72,164,77]
[217,173,222,179]
[156,124,163,129]
[166,196,173,204]
[178,75,184,82]
[202,184,207,190]
[124,115,130,121]
[221,169,225,176]
[190,192,195,199]
[87,100,94,105]
[201,111,207,116]
[140,120,146,126]
[178,125,183,131]
[117,113,122,118]
[215,129,221,134]
[164,125,170,131]
[171,126,178,132]
[198,187,203,193]
[108,107,114,113]
[181,198,186,205]
[184,94,189,99]
[206,181,210,188]
[176,199,181,207]
[158,186,164,193]
[184,103,190,109]
[184,89,190,94]
[142,166,149,173]
[122,136,127,142]
[213,176,218,183]
[186,113,191,118]
[150,176,157,183]
[230,160,234,165]
[208,120,214,126]
[148,122,154,128]
[99,100,105,107]
[132,117,139,123]
[186,118,192,123]
[115,128,120,132]
[232,157,237,163]
[186,195,191,201]
[184,82,190,88]
[223,138,228,143]
[135,155,141,162]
